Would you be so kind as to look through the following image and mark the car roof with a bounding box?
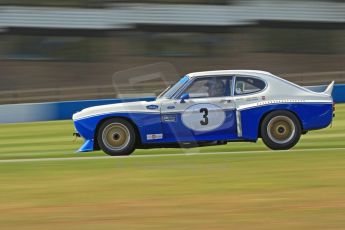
[188,70,274,78]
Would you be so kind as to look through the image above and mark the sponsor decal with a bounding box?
[167,105,176,109]
[146,105,159,110]
[246,97,259,102]
[162,114,177,122]
[147,133,163,140]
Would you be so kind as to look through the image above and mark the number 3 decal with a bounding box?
[181,104,225,132]
[200,108,209,125]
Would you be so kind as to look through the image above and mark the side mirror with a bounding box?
[180,93,190,103]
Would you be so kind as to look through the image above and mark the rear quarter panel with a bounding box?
[240,103,333,140]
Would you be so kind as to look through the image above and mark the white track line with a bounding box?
[0,147,344,164]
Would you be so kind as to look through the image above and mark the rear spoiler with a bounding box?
[324,81,335,96]
[305,81,335,96]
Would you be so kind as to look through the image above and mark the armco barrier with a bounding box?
[0,84,344,124]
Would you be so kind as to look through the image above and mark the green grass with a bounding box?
[0,104,344,229]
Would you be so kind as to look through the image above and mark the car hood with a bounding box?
[73,99,163,121]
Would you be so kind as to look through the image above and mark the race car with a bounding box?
[72,70,335,156]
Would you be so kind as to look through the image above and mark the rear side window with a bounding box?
[234,76,266,95]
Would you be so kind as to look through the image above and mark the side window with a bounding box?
[182,76,232,98]
[234,76,266,96]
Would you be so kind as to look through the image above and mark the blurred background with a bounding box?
[0,0,344,104]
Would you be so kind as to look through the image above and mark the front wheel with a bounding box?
[97,118,136,156]
[261,111,301,150]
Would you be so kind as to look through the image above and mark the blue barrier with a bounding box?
[0,97,155,123]
[0,84,344,124]
[332,84,345,103]
[54,97,155,120]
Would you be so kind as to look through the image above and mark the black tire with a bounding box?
[261,110,301,150]
[97,118,136,156]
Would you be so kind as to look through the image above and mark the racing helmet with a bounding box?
[204,79,226,97]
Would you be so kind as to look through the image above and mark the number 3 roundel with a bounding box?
[181,104,226,132]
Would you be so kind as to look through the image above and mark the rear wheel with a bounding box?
[261,110,301,150]
[97,118,136,156]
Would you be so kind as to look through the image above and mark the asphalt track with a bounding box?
[0,147,344,163]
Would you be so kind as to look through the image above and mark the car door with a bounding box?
[160,76,237,143]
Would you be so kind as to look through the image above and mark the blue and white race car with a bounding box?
[73,70,335,156]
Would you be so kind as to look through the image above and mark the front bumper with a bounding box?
[73,116,99,152]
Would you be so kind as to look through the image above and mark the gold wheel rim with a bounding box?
[267,116,295,144]
[102,123,130,151]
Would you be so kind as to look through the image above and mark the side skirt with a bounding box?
[137,139,257,149]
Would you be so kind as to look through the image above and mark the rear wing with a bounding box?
[305,81,335,96]
[324,81,335,96]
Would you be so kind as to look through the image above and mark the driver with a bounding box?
[204,79,226,97]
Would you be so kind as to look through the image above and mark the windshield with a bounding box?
[158,75,189,99]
